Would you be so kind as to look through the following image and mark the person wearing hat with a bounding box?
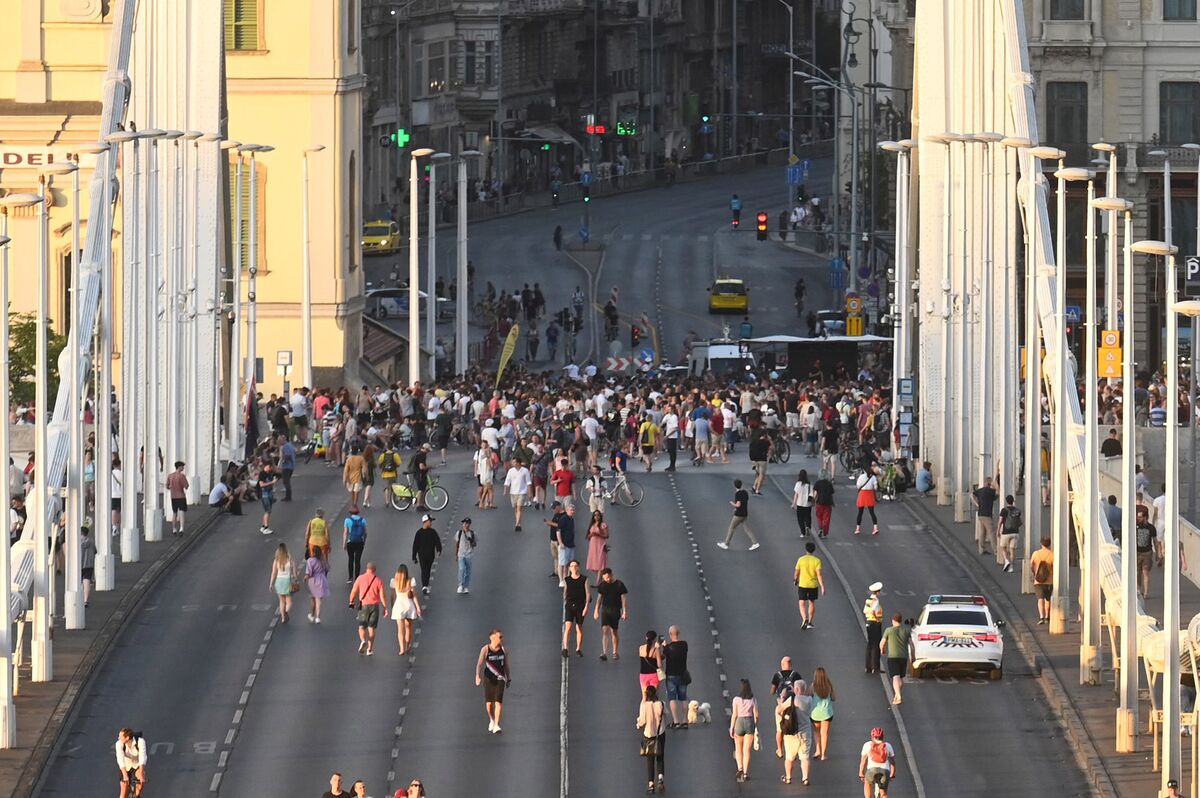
[411,514,442,596]
[455,517,478,594]
[859,726,896,798]
[863,583,884,674]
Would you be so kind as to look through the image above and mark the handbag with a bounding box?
[639,736,659,757]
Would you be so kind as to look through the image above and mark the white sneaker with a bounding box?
[493,723,501,734]
[558,580,566,588]
[488,720,497,733]
[463,588,470,594]
[717,542,730,550]
[261,526,273,535]
[748,543,761,551]
[314,617,321,624]
[307,613,315,623]
[358,640,368,654]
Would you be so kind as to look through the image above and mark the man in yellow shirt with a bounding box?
[637,414,660,473]
[793,541,825,630]
[1029,536,1054,624]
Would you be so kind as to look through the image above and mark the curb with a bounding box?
[16,510,225,798]
[902,497,1120,798]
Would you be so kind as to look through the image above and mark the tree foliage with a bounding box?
[9,312,68,406]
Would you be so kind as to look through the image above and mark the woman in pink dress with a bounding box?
[585,509,609,579]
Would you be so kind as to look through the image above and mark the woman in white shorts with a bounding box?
[391,564,422,656]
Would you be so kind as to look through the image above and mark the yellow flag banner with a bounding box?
[495,323,521,388]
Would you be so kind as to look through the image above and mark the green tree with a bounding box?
[8,312,68,406]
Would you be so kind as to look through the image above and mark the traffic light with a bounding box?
[631,324,642,348]
[756,211,769,241]
[701,113,710,124]
[582,185,591,203]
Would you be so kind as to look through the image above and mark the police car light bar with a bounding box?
[927,594,988,605]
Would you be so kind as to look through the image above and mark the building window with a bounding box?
[1160,82,1200,144]
[428,41,447,94]
[412,43,425,99]
[464,41,477,86]
[348,0,358,53]
[1045,82,1088,145]
[223,0,260,51]
[484,41,494,86]
[228,156,267,272]
[1048,0,1085,19]
[1164,0,1197,20]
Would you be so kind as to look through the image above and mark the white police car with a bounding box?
[911,594,1005,680]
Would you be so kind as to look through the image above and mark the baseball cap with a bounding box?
[869,581,883,592]
[422,513,435,522]
[461,517,472,524]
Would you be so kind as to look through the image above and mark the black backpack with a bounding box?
[1005,507,1023,531]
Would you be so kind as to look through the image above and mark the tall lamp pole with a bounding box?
[1082,174,1102,684]
[924,133,954,506]
[880,139,913,456]
[408,147,434,384]
[224,141,244,455]
[302,145,325,389]
[1181,142,1200,521]
[429,152,451,379]
[777,0,794,212]
[63,155,86,631]
[245,144,272,454]
[1001,137,1032,507]
[456,150,482,375]
[139,129,165,544]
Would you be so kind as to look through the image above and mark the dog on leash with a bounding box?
[687,700,712,725]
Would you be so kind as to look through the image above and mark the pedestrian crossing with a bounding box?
[601,232,710,243]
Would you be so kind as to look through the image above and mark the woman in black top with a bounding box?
[562,560,590,657]
[639,630,664,697]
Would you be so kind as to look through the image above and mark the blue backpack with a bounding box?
[347,515,366,544]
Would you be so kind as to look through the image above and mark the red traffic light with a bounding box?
[586,123,608,135]
[755,211,768,231]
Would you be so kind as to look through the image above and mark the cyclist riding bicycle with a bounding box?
[730,193,743,224]
[859,727,896,798]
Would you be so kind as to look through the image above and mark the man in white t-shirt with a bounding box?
[1153,483,1167,535]
[481,419,501,451]
[858,727,896,798]
[503,458,532,531]
[581,411,601,466]
[661,405,680,471]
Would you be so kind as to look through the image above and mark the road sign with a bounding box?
[581,171,593,186]
[1099,346,1122,378]
[787,165,802,185]
[898,378,915,403]
[1187,256,1200,294]
[788,153,800,166]
[276,350,293,366]
[845,293,863,314]
[605,356,630,371]
[846,315,864,336]
[579,227,590,243]
[640,347,655,364]
[1065,305,1082,323]
[1101,330,1120,348]
[801,159,811,170]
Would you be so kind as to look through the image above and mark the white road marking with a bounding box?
[210,773,222,792]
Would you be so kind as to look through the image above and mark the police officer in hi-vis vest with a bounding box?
[863,582,884,674]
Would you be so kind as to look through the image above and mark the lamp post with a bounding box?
[157,130,183,533]
[456,150,482,376]
[139,128,165,544]
[63,152,87,631]
[974,133,1003,503]
[1081,173,1103,684]
[1181,142,1200,521]
[302,145,325,390]
[220,140,242,453]
[923,133,954,506]
[1093,142,1120,329]
[1002,137,1032,509]
[429,152,451,379]
[777,0,794,213]
[879,139,914,456]
[1047,163,1089,635]
[1132,237,1182,789]
[948,132,973,522]
[0,193,40,744]
[408,147,434,384]
[245,144,271,455]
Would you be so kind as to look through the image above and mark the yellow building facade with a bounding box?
[0,0,367,395]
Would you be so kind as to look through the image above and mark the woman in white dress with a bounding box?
[391,564,422,656]
[474,441,496,509]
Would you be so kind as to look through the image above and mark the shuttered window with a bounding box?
[224,0,260,51]
[227,157,267,273]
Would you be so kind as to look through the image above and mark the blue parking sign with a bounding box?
[787,165,802,185]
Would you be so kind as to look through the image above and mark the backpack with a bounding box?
[1004,507,1023,531]
[869,740,889,765]
[779,703,798,735]
[347,515,366,544]
[1034,558,1050,583]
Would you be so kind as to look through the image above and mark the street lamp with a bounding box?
[1092,142,1121,328]
[0,193,40,744]
[777,0,795,214]
[428,151,451,380]
[1091,194,1137,751]
[138,129,165,544]
[157,131,183,540]
[244,144,271,457]
[946,132,974,522]
[220,139,243,454]
[923,133,954,506]
[1181,142,1200,522]
[408,147,435,384]
[801,72,862,289]
[879,139,914,456]
[1001,137,1032,517]
[973,132,1003,510]
[457,150,482,376]
[301,145,325,390]
[1081,174,1104,685]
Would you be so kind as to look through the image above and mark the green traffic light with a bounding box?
[390,128,411,149]
[541,143,551,151]
[701,114,710,123]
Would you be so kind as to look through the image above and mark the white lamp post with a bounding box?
[244,144,271,450]
[974,133,1003,506]
[1080,172,1103,683]
[456,150,482,376]
[63,153,87,631]
[923,133,954,506]
[138,128,165,545]
[880,139,914,457]
[428,152,451,379]
[1093,195,1137,750]
[158,131,183,534]
[947,132,973,522]
[1093,142,1120,328]
[1001,137,1032,512]
[0,193,41,744]
[408,147,434,384]
[220,139,242,454]
[301,145,325,390]
[1181,143,1200,523]
[182,131,207,499]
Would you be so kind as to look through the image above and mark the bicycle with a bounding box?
[388,473,449,512]
[839,443,861,475]
[769,435,790,464]
[602,471,644,507]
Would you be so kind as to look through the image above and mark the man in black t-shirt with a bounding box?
[813,475,835,538]
[593,568,628,660]
[320,771,351,798]
[1100,429,1122,458]
[770,656,804,756]
[971,477,999,557]
[719,479,759,551]
[1135,506,1162,598]
[663,625,690,726]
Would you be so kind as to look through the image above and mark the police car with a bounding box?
[911,594,1005,680]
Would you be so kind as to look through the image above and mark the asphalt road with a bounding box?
[363,162,839,370]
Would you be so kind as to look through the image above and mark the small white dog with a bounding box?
[687,700,712,725]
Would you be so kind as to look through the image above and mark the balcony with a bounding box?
[1136,143,1200,169]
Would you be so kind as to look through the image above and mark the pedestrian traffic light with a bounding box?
[582,185,591,203]
[631,325,641,347]
[701,114,710,124]
[756,211,769,241]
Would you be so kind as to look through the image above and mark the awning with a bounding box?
[520,124,580,148]
[362,319,408,363]
[744,335,892,344]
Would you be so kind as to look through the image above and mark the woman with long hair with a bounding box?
[809,666,836,760]
[391,564,422,656]
[269,543,296,623]
[474,440,496,508]
[636,683,668,793]
[791,469,813,538]
[729,678,759,782]
[304,544,329,623]
[585,509,609,580]
[638,631,664,696]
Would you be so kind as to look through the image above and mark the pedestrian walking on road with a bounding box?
[165,461,189,537]
[971,476,998,557]
[320,771,350,798]
[257,462,279,535]
[306,507,331,560]
[594,567,628,660]
[270,543,298,624]
[997,495,1022,572]
[115,727,147,798]
[585,509,610,579]
[718,479,760,550]
[863,582,884,673]
[662,404,680,471]
[343,447,368,509]
[348,562,388,655]
[1030,536,1054,624]
[475,628,511,734]
[304,545,329,623]
[770,657,803,756]
[639,630,664,695]
[412,514,442,595]
[562,559,589,657]
[391,564,421,655]
[819,420,839,479]
[813,472,835,538]
[777,680,812,786]
[343,506,368,584]
[729,679,759,783]
[504,457,531,531]
[793,542,825,629]
[881,613,915,704]
[278,438,296,501]
[80,526,96,608]
[637,683,668,793]
[809,667,836,760]
[662,625,689,726]
[556,505,578,583]
[791,470,814,537]
[1135,506,1162,599]
[854,467,880,535]
[455,517,477,593]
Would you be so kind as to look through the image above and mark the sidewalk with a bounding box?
[0,507,221,798]
[903,491,1200,798]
